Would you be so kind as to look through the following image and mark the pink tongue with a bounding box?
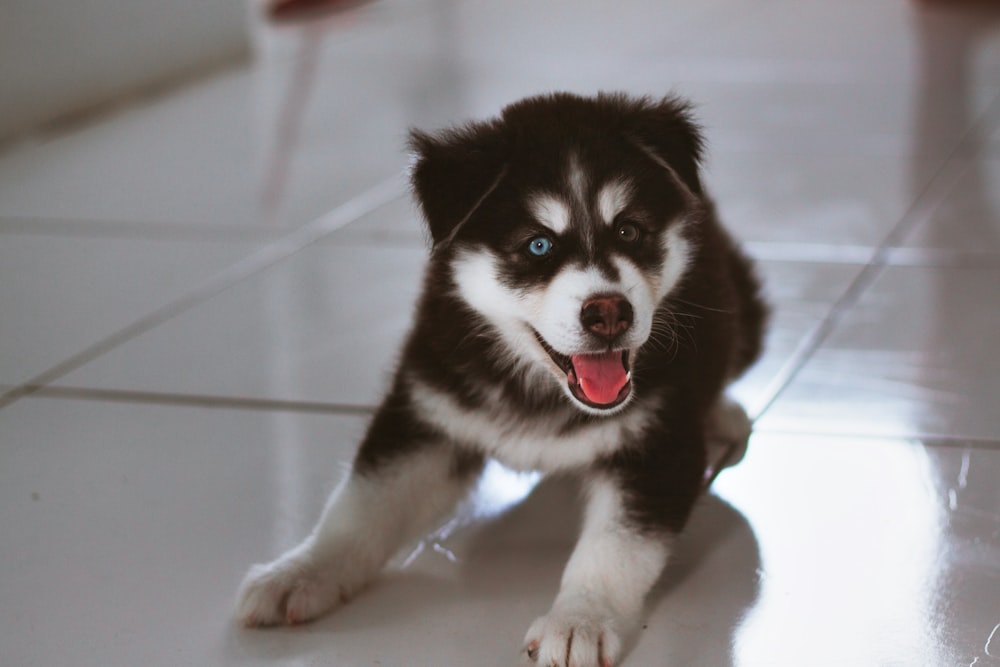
[571,351,628,404]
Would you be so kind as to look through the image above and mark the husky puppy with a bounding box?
[237,92,767,667]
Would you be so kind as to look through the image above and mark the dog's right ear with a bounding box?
[408,123,507,247]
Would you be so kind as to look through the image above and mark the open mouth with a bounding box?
[533,331,632,410]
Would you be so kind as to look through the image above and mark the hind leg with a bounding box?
[705,395,752,476]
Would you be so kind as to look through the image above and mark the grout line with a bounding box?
[24,385,376,416]
[882,247,1000,269]
[5,220,998,265]
[0,174,405,412]
[748,263,872,420]
[31,379,996,450]
[0,195,418,246]
[742,242,875,265]
[0,215,294,243]
[743,242,1000,267]
[751,425,1000,452]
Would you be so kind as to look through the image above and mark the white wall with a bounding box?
[0,0,250,141]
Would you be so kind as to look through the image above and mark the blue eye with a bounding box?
[528,236,553,257]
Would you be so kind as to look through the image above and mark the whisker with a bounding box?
[670,296,733,314]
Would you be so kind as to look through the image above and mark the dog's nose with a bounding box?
[580,295,632,342]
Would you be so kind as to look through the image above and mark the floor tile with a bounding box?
[902,157,1000,254]
[986,111,1000,156]
[428,0,999,158]
[707,152,934,246]
[0,57,417,231]
[729,260,861,417]
[0,233,265,386]
[55,232,428,407]
[757,264,1000,440]
[2,400,996,666]
[0,398,367,667]
[658,0,1000,91]
[682,79,997,159]
[0,71,266,226]
[335,194,426,244]
[404,59,996,161]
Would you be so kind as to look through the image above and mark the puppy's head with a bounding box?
[409,93,705,415]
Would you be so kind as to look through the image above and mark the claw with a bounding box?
[525,639,539,661]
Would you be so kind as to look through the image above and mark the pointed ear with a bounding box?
[627,95,705,197]
[408,123,507,247]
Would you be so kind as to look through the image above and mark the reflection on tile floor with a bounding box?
[1,0,999,666]
[759,264,1000,440]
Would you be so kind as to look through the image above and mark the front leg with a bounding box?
[524,441,704,667]
[237,398,483,627]
[522,477,669,667]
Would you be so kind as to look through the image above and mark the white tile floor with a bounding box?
[2,1,999,665]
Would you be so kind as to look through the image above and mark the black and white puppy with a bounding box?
[237,92,768,667]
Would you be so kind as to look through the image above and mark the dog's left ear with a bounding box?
[408,122,507,247]
[627,96,705,197]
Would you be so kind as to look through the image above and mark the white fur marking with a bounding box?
[653,224,692,301]
[524,477,671,666]
[706,396,752,473]
[451,249,525,322]
[567,154,589,208]
[450,249,549,376]
[561,478,671,610]
[236,447,474,626]
[407,374,655,472]
[530,194,571,234]
[597,179,633,225]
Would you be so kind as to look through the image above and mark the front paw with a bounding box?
[522,604,633,667]
[235,545,365,627]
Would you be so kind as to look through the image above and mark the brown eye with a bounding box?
[616,220,641,243]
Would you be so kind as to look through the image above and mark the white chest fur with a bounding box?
[406,374,657,472]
